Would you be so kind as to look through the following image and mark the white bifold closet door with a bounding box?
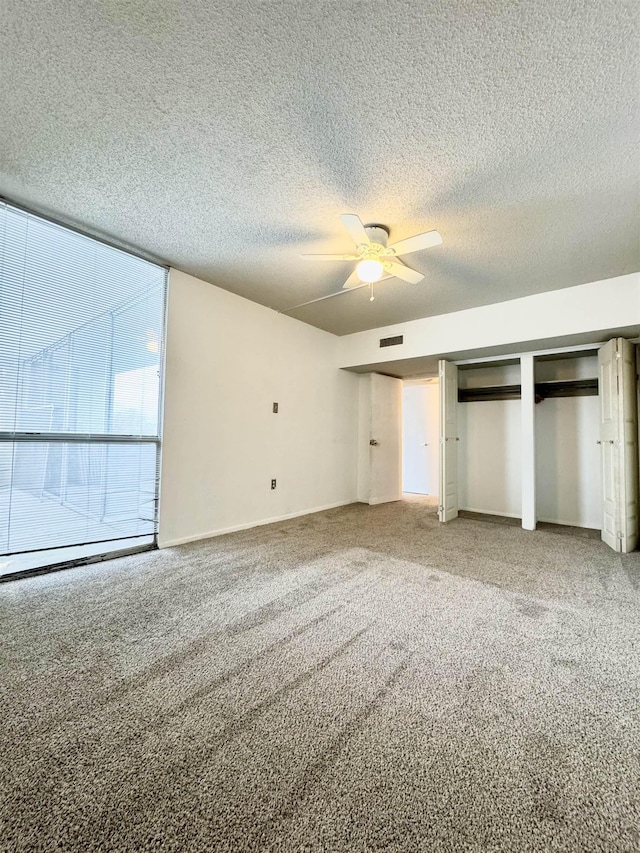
[438,359,459,522]
[598,338,638,553]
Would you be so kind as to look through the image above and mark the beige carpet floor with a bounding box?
[1,496,639,852]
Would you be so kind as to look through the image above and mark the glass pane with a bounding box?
[111,289,163,435]
[0,441,158,555]
[0,203,165,437]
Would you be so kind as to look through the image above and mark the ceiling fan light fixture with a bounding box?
[356,259,384,282]
[302,214,438,292]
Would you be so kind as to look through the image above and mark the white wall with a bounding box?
[158,269,359,547]
[458,364,522,518]
[535,355,598,382]
[535,356,601,528]
[458,401,522,517]
[338,274,640,370]
[458,363,520,389]
[535,397,601,528]
[402,383,439,495]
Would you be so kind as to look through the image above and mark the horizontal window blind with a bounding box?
[0,441,157,554]
[0,201,166,572]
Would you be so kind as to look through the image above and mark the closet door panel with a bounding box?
[598,340,618,549]
[618,338,638,552]
[438,360,458,522]
[598,338,639,553]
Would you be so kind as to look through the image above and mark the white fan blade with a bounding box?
[385,261,424,284]
[387,230,442,256]
[342,268,362,288]
[341,214,370,246]
[300,253,359,261]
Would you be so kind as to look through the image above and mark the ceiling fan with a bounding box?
[301,214,442,296]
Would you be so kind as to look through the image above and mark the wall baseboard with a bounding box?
[459,506,521,519]
[158,499,356,549]
[537,515,595,529]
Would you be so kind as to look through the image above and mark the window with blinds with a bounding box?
[0,201,167,578]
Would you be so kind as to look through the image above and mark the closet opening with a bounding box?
[457,361,522,522]
[534,352,601,533]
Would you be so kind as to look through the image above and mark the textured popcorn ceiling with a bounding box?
[1,1,638,336]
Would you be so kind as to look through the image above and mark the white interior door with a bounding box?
[438,359,459,521]
[369,373,402,505]
[598,338,639,552]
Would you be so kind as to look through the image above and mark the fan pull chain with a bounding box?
[369,283,375,302]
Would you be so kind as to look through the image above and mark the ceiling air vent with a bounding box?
[379,335,404,348]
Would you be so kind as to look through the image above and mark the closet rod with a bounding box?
[458,378,599,403]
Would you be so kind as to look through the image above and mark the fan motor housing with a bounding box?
[363,224,389,248]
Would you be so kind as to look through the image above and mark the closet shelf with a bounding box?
[535,378,598,400]
[458,384,520,403]
[458,378,598,403]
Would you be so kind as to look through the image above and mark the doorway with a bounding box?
[402,380,439,496]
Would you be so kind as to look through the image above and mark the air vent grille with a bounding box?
[379,335,403,348]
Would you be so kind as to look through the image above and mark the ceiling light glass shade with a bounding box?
[356,259,383,282]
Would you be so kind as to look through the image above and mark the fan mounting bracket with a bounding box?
[362,224,389,248]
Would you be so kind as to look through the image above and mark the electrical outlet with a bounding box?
[271,479,277,490]
[273,402,278,413]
